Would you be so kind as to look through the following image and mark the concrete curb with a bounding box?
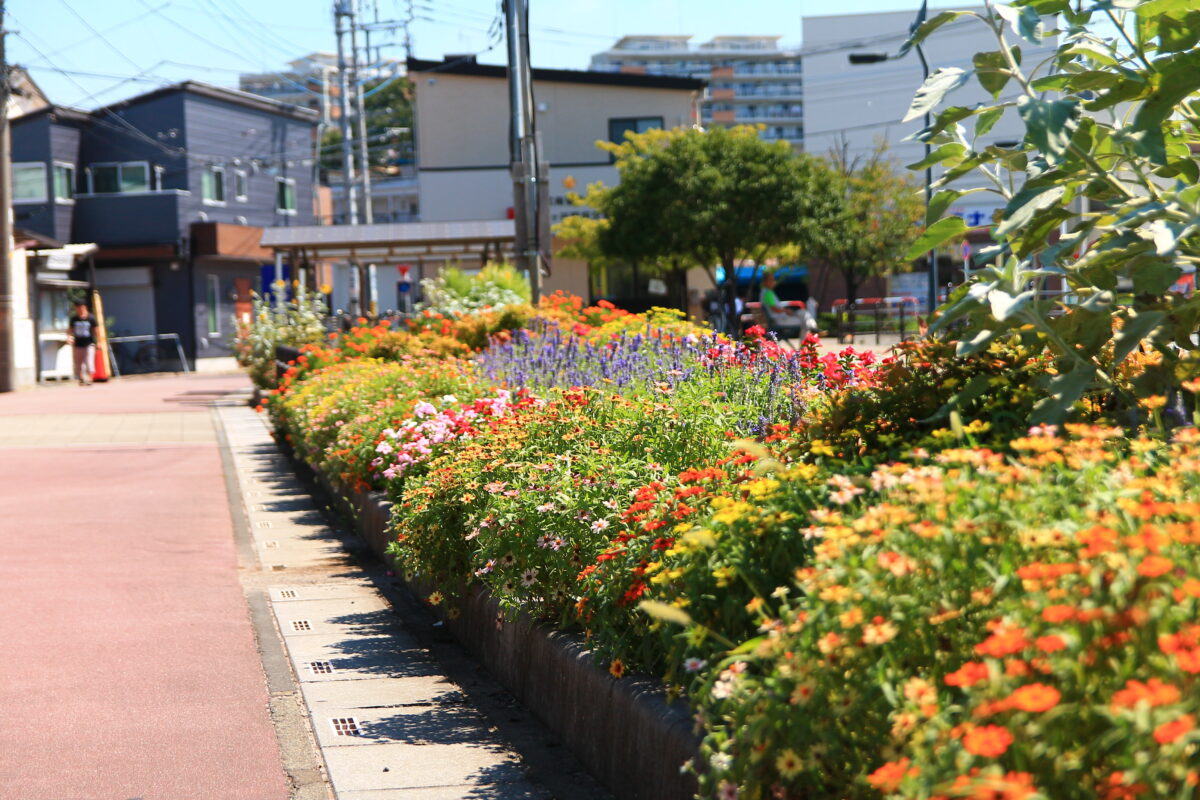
[281,443,700,800]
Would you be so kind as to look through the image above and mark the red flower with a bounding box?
[1008,683,1060,713]
[1153,714,1195,745]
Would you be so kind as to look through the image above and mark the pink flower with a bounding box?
[591,518,610,533]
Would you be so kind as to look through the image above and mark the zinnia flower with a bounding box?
[774,749,804,779]
[609,658,625,678]
[1008,683,1061,713]
[1153,714,1195,745]
[867,758,917,792]
[962,724,1014,758]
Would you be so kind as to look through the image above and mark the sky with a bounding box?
[9,0,954,109]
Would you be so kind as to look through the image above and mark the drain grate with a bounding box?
[279,589,297,599]
[264,540,280,549]
[331,717,361,736]
[291,620,312,632]
[308,661,335,674]
[255,521,273,529]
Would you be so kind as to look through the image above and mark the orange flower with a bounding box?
[867,758,918,792]
[963,725,1014,758]
[1153,714,1195,745]
[608,659,625,679]
[1111,678,1181,709]
[946,661,990,688]
[1137,555,1174,577]
[1101,771,1149,800]
[976,625,1031,658]
[1008,683,1061,713]
[1175,649,1200,674]
[1041,605,1076,623]
[1035,635,1067,653]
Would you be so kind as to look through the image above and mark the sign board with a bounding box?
[45,251,74,271]
[648,278,668,296]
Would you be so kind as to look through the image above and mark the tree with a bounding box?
[905,0,1200,423]
[562,126,841,322]
[808,141,925,308]
[320,76,414,174]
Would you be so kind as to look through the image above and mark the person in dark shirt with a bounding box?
[67,302,98,386]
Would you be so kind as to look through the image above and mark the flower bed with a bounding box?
[262,297,1200,799]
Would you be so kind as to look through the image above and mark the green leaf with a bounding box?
[638,600,692,627]
[904,68,972,123]
[1113,311,1165,365]
[1129,260,1182,294]
[994,4,1043,45]
[1061,42,1119,68]
[995,185,1068,239]
[1030,363,1096,425]
[989,288,1036,321]
[1157,10,1200,52]
[956,329,1001,357]
[973,51,1011,98]
[1131,50,1200,165]
[1017,96,1079,163]
[900,11,971,57]
[920,372,994,423]
[927,189,962,224]
[914,105,982,140]
[975,106,1005,138]
[905,216,968,260]
[906,142,967,170]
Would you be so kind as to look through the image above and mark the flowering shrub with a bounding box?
[234,285,328,390]
[420,263,530,315]
[257,287,1200,800]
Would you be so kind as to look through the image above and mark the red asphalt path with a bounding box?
[0,374,289,800]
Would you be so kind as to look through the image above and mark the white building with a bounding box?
[802,8,1057,233]
[590,36,804,147]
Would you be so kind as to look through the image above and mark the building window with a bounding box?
[607,116,664,145]
[53,163,75,203]
[13,163,48,203]
[206,274,220,335]
[202,165,226,205]
[234,169,248,202]
[87,162,149,194]
[275,177,296,214]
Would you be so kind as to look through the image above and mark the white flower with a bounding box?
[441,394,459,405]
[684,657,707,673]
[521,568,538,587]
[709,752,732,771]
[590,518,610,533]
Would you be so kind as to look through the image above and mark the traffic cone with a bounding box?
[91,288,112,382]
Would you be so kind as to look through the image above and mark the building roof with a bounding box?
[261,219,516,261]
[407,57,705,91]
[95,80,318,123]
[9,103,92,127]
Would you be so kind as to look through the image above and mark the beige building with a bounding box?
[409,56,703,302]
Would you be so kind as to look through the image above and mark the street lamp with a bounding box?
[848,4,939,318]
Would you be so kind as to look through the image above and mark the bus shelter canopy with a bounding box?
[259,219,516,263]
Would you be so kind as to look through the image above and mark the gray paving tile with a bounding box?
[311,701,501,750]
[321,742,527,792]
[301,676,462,711]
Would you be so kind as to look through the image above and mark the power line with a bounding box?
[57,0,146,75]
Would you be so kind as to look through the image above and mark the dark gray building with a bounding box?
[11,81,318,364]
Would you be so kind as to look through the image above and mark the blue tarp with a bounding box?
[714,265,808,286]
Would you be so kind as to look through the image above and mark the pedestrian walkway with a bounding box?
[218,400,581,799]
[0,373,605,800]
[0,374,292,800]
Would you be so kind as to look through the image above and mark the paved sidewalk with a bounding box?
[219,401,586,799]
[0,374,292,800]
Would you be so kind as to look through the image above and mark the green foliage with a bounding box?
[569,126,842,290]
[907,0,1200,422]
[420,262,531,315]
[809,141,926,306]
[232,285,328,390]
[320,75,414,173]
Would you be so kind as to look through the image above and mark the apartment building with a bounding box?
[10,82,318,366]
[239,52,404,125]
[590,36,803,147]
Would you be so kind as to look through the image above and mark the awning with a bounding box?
[260,219,516,261]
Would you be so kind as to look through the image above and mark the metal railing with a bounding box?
[830,297,922,345]
[107,333,191,376]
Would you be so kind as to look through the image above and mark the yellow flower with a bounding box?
[1142,395,1168,410]
[712,566,736,588]
[775,748,804,779]
[810,439,835,457]
[427,591,443,606]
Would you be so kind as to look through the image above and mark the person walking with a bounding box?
[67,301,98,386]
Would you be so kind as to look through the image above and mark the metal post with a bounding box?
[0,1,14,393]
[915,42,938,318]
[334,2,358,226]
[273,251,285,309]
[504,0,544,303]
[349,0,373,224]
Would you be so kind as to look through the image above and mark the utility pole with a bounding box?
[334,1,364,315]
[504,0,547,303]
[0,0,14,393]
[348,0,376,314]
